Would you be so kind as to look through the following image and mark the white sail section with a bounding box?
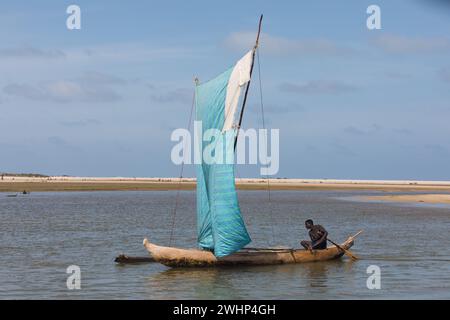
[222,50,253,132]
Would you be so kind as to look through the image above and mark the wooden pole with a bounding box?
[327,239,359,260]
[114,254,155,264]
[234,14,263,150]
[350,230,364,239]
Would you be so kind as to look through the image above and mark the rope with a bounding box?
[168,90,196,246]
[256,47,275,246]
[289,249,298,263]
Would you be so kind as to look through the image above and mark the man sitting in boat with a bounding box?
[301,219,328,250]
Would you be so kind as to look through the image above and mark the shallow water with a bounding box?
[1,190,449,299]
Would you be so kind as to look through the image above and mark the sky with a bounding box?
[1,0,450,180]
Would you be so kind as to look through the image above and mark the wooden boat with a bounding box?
[114,254,155,264]
[144,232,360,267]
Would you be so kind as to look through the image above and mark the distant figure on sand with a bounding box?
[301,219,328,250]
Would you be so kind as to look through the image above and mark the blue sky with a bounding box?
[1,0,450,179]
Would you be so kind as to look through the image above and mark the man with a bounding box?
[301,219,328,250]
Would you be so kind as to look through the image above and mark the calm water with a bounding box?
[1,190,449,299]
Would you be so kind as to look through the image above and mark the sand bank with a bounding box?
[2,176,450,192]
[362,194,450,204]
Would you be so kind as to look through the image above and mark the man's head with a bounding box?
[305,219,314,229]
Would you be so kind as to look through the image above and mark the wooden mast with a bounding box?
[234,14,263,150]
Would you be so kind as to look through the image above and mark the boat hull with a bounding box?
[143,236,355,267]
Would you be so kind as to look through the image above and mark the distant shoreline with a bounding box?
[360,194,450,204]
[2,176,450,192]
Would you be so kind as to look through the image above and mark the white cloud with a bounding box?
[0,46,65,59]
[3,83,47,100]
[224,31,351,56]
[150,87,192,104]
[279,80,358,95]
[60,119,101,127]
[64,43,204,64]
[2,71,128,103]
[385,71,413,79]
[373,34,450,53]
[3,79,122,103]
[47,136,80,151]
[46,81,84,99]
[78,71,127,86]
[343,124,382,136]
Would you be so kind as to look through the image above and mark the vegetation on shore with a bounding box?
[1,173,49,178]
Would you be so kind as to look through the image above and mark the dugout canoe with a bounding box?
[143,232,360,268]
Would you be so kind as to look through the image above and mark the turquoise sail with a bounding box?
[195,67,251,257]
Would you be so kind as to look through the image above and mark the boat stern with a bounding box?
[143,238,218,267]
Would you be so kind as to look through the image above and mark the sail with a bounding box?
[195,51,253,257]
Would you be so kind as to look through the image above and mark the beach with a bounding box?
[2,176,450,193]
[362,194,450,204]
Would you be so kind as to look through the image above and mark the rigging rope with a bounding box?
[168,90,196,246]
[256,47,276,246]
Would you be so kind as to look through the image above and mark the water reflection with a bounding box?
[145,260,355,299]
[147,267,241,299]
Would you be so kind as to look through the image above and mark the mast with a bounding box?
[234,14,263,150]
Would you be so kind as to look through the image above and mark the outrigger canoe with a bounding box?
[143,232,360,268]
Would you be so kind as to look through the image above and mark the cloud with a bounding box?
[224,32,352,56]
[249,103,304,115]
[385,71,413,79]
[372,34,450,53]
[329,141,357,157]
[424,144,449,156]
[437,67,450,82]
[47,136,80,151]
[343,126,366,136]
[3,71,126,103]
[0,46,66,59]
[68,43,202,63]
[4,81,122,103]
[60,119,101,127]
[77,71,127,86]
[3,83,47,100]
[343,124,381,136]
[279,81,358,95]
[146,83,156,90]
[393,128,412,135]
[150,88,192,104]
[48,136,67,146]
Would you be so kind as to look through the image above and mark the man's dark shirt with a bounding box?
[309,224,327,245]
